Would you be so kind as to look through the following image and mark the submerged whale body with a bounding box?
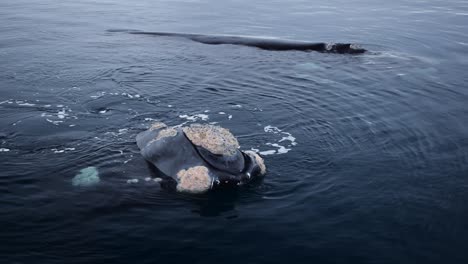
[108,29,366,54]
[136,122,266,193]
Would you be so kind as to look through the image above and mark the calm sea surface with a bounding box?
[1,0,468,263]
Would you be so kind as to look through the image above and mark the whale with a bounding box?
[136,122,266,194]
[108,29,366,54]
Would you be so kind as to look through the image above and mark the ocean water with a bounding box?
[1,0,468,263]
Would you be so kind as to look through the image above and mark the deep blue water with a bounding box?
[1,0,468,263]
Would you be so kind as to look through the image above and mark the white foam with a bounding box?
[145,177,151,181]
[126,179,139,184]
[228,115,232,120]
[1,99,39,107]
[259,150,276,155]
[57,109,67,119]
[18,103,35,106]
[46,119,63,125]
[267,143,291,154]
[0,148,10,152]
[90,92,106,99]
[255,125,297,155]
[172,121,190,128]
[279,132,297,146]
[51,147,75,153]
[264,125,281,133]
[179,114,209,121]
[219,112,226,115]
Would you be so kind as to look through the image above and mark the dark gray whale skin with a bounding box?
[108,29,366,54]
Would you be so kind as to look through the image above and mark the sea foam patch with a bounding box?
[41,105,78,126]
[251,126,297,155]
[1,99,79,127]
[126,178,139,184]
[179,114,209,121]
[51,147,75,154]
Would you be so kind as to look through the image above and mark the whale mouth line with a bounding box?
[107,29,367,54]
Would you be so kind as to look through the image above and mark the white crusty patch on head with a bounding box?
[148,127,177,145]
[182,124,239,156]
[149,122,167,131]
[245,151,267,175]
[176,166,212,193]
